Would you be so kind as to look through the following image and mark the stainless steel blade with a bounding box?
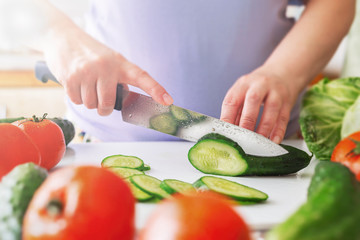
[34,61,287,156]
[121,89,288,156]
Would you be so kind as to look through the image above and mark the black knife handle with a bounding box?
[34,61,123,111]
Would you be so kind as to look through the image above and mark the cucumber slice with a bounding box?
[193,176,268,202]
[186,110,206,122]
[188,138,248,176]
[170,105,191,122]
[109,167,144,179]
[149,113,178,135]
[160,179,196,195]
[101,155,144,169]
[189,133,311,176]
[130,175,170,199]
[125,180,153,202]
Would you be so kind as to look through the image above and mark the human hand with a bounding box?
[220,67,299,144]
[42,26,173,116]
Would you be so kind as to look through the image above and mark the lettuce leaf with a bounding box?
[299,77,360,160]
[341,95,360,139]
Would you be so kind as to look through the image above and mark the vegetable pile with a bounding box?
[300,77,360,160]
[23,165,135,240]
[101,154,268,204]
[0,115,75,179]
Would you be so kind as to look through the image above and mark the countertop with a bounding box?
[58,139,315,233]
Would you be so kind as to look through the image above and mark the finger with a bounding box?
[256,92,282,138]
[220,83,247,124]
[234,105,243,126]
[64,74,82,105]
[123,64,173,106]
[270,103,291,144]
[97,79,117,116]
[239,85,268,131]
[81,78,98,109]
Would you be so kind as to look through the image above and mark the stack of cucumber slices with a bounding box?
[101,154,268,204]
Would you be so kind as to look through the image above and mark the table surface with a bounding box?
[59,139,315,232]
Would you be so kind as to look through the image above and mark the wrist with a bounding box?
[259,62,309,98]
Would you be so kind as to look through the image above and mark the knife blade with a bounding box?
[35,61,288,156]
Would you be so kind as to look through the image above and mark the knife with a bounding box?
[35,61,287,156]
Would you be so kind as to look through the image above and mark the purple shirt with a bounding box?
[67,0,303,141]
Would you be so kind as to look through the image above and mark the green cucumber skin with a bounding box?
[266,162,360,240]
[159,181,178,195]
[101,155,144,169]
[129,175,170,200]
[140,165,151,171]
[195,133,312,176]
[49,118,75,146]
[243,144,312,176]
[193,177,268,202]
[0,117,26,123]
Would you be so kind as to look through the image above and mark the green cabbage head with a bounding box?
[299,77,360,160]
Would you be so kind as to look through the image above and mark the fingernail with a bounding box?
[273,136,281,144]
[163,93,173,105]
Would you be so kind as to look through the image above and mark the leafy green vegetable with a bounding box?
[341,95,360,139]
[299,77,360,160]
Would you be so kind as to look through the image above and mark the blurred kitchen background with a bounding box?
[0,1,359,119]
[0,0,88,119]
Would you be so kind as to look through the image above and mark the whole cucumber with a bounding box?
[266,161,360,240]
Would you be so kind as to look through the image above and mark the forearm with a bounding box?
[20,0,82,51]
[263,0,355,96]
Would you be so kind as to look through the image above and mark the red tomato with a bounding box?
[139,191,251,240]
[0,123,41,179]
[331,131,360,181]
[23,165,135,240]
[13,115,66,170]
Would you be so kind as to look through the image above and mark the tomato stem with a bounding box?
[346,138,360,157]
[46,198,63,217]
[31,113,48,122]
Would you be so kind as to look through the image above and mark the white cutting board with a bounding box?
[58,139,316,231]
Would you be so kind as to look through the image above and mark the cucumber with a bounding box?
[108,167,144,179]
[130,175,171,199]
[170,105,191,122]
[102,154,145,169]
[186,110,206,122]
[188,133,312,176]
[0,117,25,123]
[0,163,47,240]
[193,176,268,202]
[49,117,75,146]
[160,179,196,195]
[124,179,153,202]
[266,161,360,240]
[149,113,178,135]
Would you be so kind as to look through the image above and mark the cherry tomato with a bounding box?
[23,165,135,240]
[139,191,251,240]
[0,123,41,179]
[13,114,66,170]
[331,131,360,181]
